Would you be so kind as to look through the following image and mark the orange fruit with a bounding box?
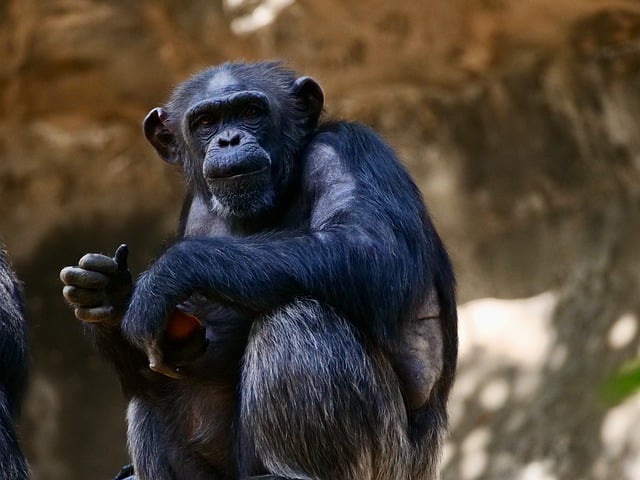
[165,310,201,343]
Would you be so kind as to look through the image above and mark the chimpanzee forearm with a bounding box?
[61,245,155,395]
[123,225,431,347]
[86,325,151,397]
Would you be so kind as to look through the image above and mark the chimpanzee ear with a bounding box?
[292,76,324,124]
[143,107,181,165]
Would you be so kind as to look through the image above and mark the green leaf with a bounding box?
[601,360,640,406]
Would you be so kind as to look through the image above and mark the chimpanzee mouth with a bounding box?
[207,165,269,181]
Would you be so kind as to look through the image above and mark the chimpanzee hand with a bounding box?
[121,245,185,345]
[60,244,133,326]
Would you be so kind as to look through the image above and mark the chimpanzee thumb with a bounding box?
[114,244,129,272]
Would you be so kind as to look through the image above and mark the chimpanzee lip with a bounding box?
[207,165,269,181]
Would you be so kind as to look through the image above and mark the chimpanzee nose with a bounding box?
[217,130,242,148]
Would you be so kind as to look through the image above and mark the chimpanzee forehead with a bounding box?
[205,67,287,98]
[170,62,297,114]
[205,69,243,97]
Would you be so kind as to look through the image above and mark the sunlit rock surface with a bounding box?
[451,295,640,479]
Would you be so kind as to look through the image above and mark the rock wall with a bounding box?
[1,1,640,478]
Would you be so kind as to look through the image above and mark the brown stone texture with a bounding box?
[1,1,640,478]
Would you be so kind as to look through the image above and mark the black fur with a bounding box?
[0,247,29,480]
[61,62,457,480]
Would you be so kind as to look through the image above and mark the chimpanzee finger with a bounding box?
[60,266,110,289]
[74,306,115,323]
[62,285,104,307]
[78,253,118,273]
[114,244,129,272]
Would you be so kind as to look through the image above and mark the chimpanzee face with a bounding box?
[143,62,324,221]
[184,76,279,218]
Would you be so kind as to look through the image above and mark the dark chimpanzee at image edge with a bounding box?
[0,247,29,480]
[61,62,458,480]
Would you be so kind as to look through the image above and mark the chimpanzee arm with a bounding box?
[60,245,149,395]
[124,125,437,348]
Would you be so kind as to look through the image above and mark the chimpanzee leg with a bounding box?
[240,299,411,480]
[126,398,176,480]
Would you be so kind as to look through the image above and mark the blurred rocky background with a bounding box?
[1,0,640,478]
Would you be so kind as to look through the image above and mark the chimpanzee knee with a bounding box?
[240,299,411,480]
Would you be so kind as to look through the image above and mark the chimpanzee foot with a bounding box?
[113,464,134,480]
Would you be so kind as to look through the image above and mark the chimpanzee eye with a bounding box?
[240,105,261,120]
[197,114,217,126]
[192,111,221,130]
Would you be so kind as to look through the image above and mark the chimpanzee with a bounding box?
[60,61,457,480]
[0,246,29,480]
